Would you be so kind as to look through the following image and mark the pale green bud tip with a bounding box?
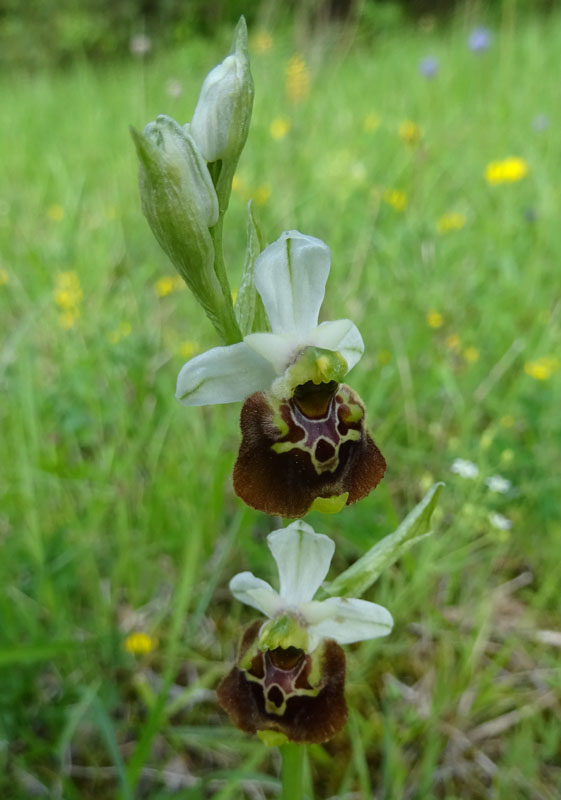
[130,125,155,169]
[232,16,249,54]
[189,17,253,165]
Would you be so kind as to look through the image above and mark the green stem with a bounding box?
[280,743,305,800]
[209,214,242,345]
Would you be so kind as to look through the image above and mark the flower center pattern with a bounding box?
[217,620,349,743]
[271,381,362,476]
[233,383,386,517]
[245,646,319,716]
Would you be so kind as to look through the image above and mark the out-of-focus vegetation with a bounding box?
[0,0,557,69]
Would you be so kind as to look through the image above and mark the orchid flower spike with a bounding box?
[217,521,394,743]
[176,230,386,517]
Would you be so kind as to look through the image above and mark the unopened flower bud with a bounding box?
[189,17,254,211]
[131,115,239,342]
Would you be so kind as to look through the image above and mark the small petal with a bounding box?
[267,522,335,605]
[307,319,364,372]
[229,572,282,618]
[176,341,275,405]
[244,331,296,375]
[254,231,331,337]
[304,597,393,646]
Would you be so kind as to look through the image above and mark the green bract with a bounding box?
[324,482,445,598]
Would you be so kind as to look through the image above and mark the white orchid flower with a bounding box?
[230,521,393,653]
[176,230,364,406]
[176,230,386,518]
[217,521,393,743]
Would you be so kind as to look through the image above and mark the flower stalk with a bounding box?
[280,743,305,800]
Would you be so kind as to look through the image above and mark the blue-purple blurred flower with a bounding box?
[532,113,550,132]
[468,27,492,52]
[419,56,439,78]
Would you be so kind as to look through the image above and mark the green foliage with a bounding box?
[1,7,561,798]
[0,0,257,70]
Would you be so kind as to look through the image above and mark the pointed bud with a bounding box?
[190,17,254,211]
[191,17,253,163]
[131,115,239,342]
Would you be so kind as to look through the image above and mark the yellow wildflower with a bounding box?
[436,212,466,234]
[363,113,380,133]
[484,157,528,185]
[270,117,291,140]
[253,31,273,54]
[524,356,560,381]
[231,174,249,199]
[154,276,176,297]
[427,310,443,329]
[124,632,157,656]
[398,120,422,145]
[383,189,407,212]
[501,448,514,464]
[0,268,9,286]
[54,271,83,310]
[59,309,80,330]
[178,340,199,359]
[377,349,392,366]
[48,203,65,222]
[252,184,272,206]
[446,333,461,351]
[464,346,480,363]
[108,321,132,344]
[420,471,434,492]
[286,55,310,103]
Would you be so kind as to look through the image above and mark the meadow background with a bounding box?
[1,0,560,797]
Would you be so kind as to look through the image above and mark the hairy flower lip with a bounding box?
[217,621,348,743]
[233,385,386,518]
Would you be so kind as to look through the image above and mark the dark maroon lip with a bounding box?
[233,384,386,517]
[216,621,349,744]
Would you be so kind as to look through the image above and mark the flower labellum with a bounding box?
[217,522,393,743]
[176,230,386,517]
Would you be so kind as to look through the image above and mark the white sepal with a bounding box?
[175,341,275,405]
[303,597,394,645]
[254,231,331,338]
[229,572,282,618]
[244,332,296,375]
[267,522,335,606]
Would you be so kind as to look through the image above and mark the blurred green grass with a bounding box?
[1,9,560,799]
